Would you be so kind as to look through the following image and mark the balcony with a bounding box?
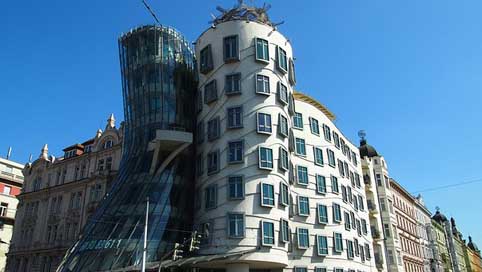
[375,253,384,269]
[371,227,381,239]
[364,174,371,186]
[0,171,23,182]
[367,201,378,215]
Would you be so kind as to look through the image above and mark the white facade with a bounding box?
[195,17,376,272]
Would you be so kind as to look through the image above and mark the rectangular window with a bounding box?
[323,124,332,142]
[350,211,356,229]
[207,117,220,141]
[256,74,270,94]
[225,73,241,95]
[338,159,345,177]
[259,147,273,169]
[344,212,351,230]
[357,220,362,236]
[262,221,275,246]
[365,244,371,259]
[257,113,272,134]
[309,117,320,135]
[204,80,218,104]
[354,238,360,256]
[352,151,358,166]
[316,175,327,194]
[314,147,324,166]
[280,183,289,206]
[207,150,219,175]
[331,176,339,193]
[347,186,353,203]
[315,268,327,272]
[200,45,213,74]
[362,219,368,235]
[295,138,306,156]
[255,38,269,62]
[224,35,239,62]
[317,204,328,224]
[205,184,217,209]
[384,224,391,238]
[298,196,310,216]
[228,176,244,199]
[297,228,309,249]
[333,132,340,148]
[278,147,289,171]
[293,112,303,129]
[227,106,243,128]
[228,140,244,163]
[327,149,336,167]
[295,268,307,272]
[197,122,204,144]
[341,185,348,203]
[228,213,244,238]
[196,153,203,176]
[358,195,365,211]
[277,113,289,137]
[277,82,288,104]
[276,46,288,72]
[280,219,290,242]
[261,183,275,207]
[334,232,344,253]
[347,240,354,259]
[296,166,308,185]
[333,203,342,223]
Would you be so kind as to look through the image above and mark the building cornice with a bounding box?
[293,91,336,121]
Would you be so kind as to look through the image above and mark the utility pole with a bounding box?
[141,197,149,272]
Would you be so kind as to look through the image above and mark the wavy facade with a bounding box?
[57,25,197,272]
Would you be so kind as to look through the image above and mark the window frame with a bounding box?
[309,117,320,135]
[227,106,243,129]
[223,35,239,62]
[316,175,327,194]
[279,182,289,206]
[225,73,242,95]
[278,146,289,171]
[293,112,303,130]
[277,81,289,105]
[255,74,270,95]
[260,182,275,207]
[227,175,244,200]
[204,79,218,104]
[316,235,329,256]
[261,220,275,246]
[227,140,244,164]
[297,196,310,216]
[314,147,324,166]
[258,147,274,170]
[296,227,310,249]
[255,37,269,63]
[257,112,272,134]
[276,46,288,73]
[333,203,342,223]
[317,204,328,224]
[227,212,245,238]
[296,165,309,186]
[280,218,290,243]
[295,138,306,156]
[278,113,289,137]
[333,232,344,253]
[207,150,220,175]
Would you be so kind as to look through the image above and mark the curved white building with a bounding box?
[194,4,376,272]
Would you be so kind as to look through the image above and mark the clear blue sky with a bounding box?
[1,1,481,242]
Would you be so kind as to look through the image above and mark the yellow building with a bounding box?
[466,236,482,272]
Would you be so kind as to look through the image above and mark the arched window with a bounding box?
[103,140,114,150]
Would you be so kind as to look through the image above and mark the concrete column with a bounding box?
[226,263,249,272]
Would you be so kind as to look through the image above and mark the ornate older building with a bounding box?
[0,156,24,272]
[466,236,482,272]
[430,210,453,272]
[6,115,123,272]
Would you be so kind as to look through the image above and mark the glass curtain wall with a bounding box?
[57,25,197,272]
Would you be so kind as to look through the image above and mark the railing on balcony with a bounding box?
[0,171,23,182]
[367,200,377,212]
[371,227,381,239]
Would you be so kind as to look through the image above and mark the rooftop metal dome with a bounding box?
[432,210,448,223]
[359,139,379,158]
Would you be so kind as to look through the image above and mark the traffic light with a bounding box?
[172,243,184,260]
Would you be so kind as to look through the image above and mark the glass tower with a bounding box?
[57,25,197,271]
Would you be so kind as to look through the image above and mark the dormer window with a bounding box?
[84,145,93,153]
[64,150,76,159]
[103,140,113,150]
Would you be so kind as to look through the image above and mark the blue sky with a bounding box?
[1,1,481,242]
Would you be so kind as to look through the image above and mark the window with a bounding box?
[323,124,332,142]
[352,151,358,166]
[296,166,308,185]
[276,46,288,72]
[224,35,239,62]
[257,113,272,134]
[298,196,310,216]
[384,224,391,238]
[347,187,353,203]
[297,228,309,249]
[347,240,355,259]
[341,185,348,203]
[226,106,243,128]
[362,219,368,235]
[255,38,269,62]
[358,195,365,211]
[258,147,273,169]
[331,176,339,193]
[309,117,320,135]
[228,140,244,163]
[225,73,241,95]
[278,114,288,137]
[316,235,329,255]
[205,184,217,209]
[204,80,218,104]
[261,183,275,207]
[350,212,356,229]
[279,147,289,171]
[333,203,342,223]
[315,268,327,272]
[98,159,104,171]
[355,173,361,188]
[317,204,328,224]
[295,268,307,272]
[280,219,290,242]
[196,153,204,176]
[314,147,324,166]
[289,58,296,85]
[344,212,351,230]
[200,45,213,74]
[333,132,340,148]
[207,150,220,175]
[277,82,288,104]
[327,149,336,167]
[197,122,204,144]
[365,244,371,259]
[0,203,8,217]
[334,232,343,253]
[338,160,345,177]
[228,176,244,199]
[356,220,362,236]
[334,269,344,272]
[293,112,303,129]
[354,238,360,256]
[262,221,275,246]
[280,183,289,206]
[3,186,11,195]
[228,213,244,238]
[207,117,220,141]
[256,75,270,94]
[316,175,327,194]
[295,138,306,156]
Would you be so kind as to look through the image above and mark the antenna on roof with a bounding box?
[6,147,12,160]
[141,0,160,25]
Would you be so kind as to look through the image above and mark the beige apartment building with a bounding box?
[6,115,123,272]
[0,156,24,272]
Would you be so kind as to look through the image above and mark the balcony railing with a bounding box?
[0,171,23,182]
[371,227,381,239]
